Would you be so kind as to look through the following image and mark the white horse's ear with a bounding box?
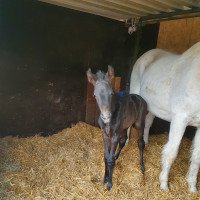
[86,68,97,85]
[106,65,114,83]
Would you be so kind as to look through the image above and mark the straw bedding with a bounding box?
[0,122,199,200]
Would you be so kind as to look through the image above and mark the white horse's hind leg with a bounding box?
[186,128,200,192]
[144,112,155,144]
[159,116,187,190]
[126,127,131,144]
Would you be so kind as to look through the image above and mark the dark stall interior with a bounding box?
[0,0,159,137]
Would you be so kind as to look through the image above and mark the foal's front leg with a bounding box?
[107,133,119,190]
[103,132,119,190]
[102,131,110,184]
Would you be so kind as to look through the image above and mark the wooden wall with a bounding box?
[157,17,200,53]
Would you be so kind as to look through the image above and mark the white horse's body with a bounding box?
[130,42,200,192]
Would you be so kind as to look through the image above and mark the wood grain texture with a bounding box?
[157,17,200,53]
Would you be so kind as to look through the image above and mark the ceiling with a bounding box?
[40,0,200,23]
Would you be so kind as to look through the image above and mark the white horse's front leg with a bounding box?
[186,128,200,192]
[159,116,187,190]
[143,112,155,144]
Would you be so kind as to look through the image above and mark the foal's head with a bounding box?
[87,66,114,124]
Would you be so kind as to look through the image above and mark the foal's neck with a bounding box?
[109,94,121,124]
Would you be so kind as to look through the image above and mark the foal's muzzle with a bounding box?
[100,112,111,124]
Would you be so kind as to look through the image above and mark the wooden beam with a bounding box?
[141,7,200,24]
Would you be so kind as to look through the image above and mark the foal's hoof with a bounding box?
[103,176,109,184]
[140,165,145,174]
[114,155,119,160]
[106,182,112,191]
[160,182,169,191]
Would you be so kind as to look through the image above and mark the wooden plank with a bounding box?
[157,18,191,53]
[141,8,200,24]
[113,77,121,93]
[189,17,200,46]
[157,17,200,53]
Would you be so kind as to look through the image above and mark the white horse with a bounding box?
[129,42,200,192]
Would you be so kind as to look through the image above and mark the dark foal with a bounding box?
[87,66,147,190]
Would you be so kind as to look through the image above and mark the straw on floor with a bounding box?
[0,122,199,200]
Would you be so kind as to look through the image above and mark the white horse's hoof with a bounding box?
[144,138,149,144]
[187,183,197,193]
[186,177,197,192]
[160,182,169,191]
[189,187,197,193]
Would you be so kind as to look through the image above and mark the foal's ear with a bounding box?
[86,68,97,85]
[106,65,114,83]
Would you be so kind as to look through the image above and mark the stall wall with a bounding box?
[157,17,200,53]
[0,0,159,137]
